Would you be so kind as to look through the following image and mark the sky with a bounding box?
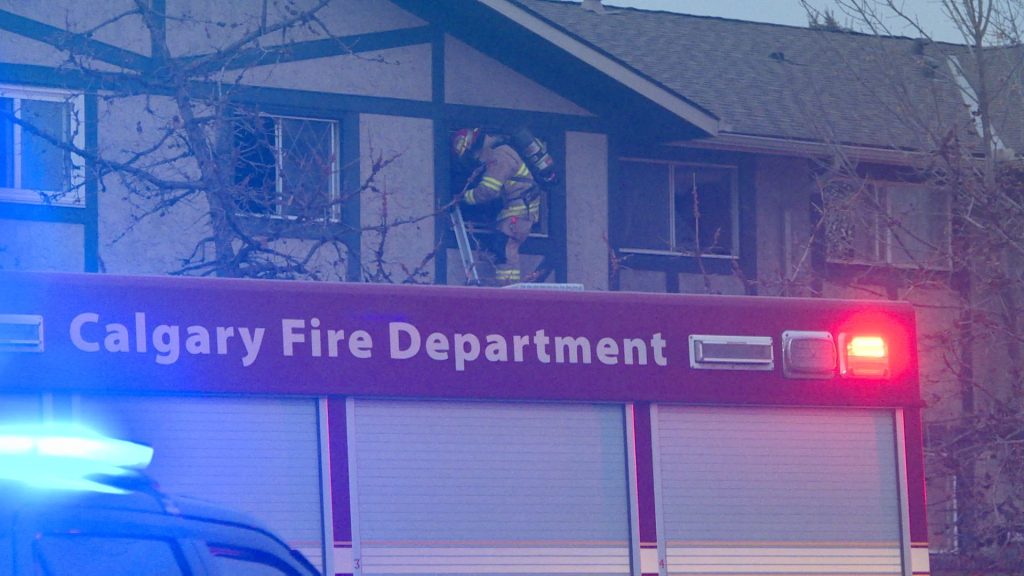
[601,0,965,43]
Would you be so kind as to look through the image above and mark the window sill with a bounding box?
[619,247,738,260]
[825,258,952,273]
[614,250,743,277]
[0,189,85,207]
[231,213,352,241]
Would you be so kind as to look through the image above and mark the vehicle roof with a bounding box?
[0,476,272,533]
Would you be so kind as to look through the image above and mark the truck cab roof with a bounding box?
[0,425,320,576]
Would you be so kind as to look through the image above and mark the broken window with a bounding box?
[233,114,339,221]
[616,159,738,257]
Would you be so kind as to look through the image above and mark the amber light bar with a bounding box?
[839,334,890,378]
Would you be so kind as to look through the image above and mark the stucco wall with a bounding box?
[754,154,817,296]
[618,268,664,293]
[359,113,435,283]
[165,0,425,56]
[96,96,212,275]
[0,220,83,271]
[678,271,745,295]
[444,36,592,115]
[902,286,963,421]
[0,0,149,59]
[565,131,608,290]
[234,43,432,101]
[0,32,85,69]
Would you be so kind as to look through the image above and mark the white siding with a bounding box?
[655,406,903,576]
[349,399,631,576]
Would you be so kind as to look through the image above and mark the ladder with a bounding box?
[450,203,481,285]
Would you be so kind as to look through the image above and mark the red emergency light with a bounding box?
[839,334,890,379]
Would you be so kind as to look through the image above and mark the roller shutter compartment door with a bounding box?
[350,399,632,576]
[76,396,326,572]
[655,406,903,576]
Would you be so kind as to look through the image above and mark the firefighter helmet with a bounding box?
[451,128,481,161]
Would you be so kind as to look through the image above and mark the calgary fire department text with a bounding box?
[68,312,670,371]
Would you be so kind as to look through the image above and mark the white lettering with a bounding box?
[70,311,268,366]
[555,336,591,364]
[513,334,530,362]
[310,317,322,357]
[485,334,508,362]
[67,313,669,372]
[327,329,345,357]
[534,330,551,363]
[651,333,668,366]
[69,312,100,352]
[186,325,211,355]
[624,337,648,365]
[134,312,147,353]
[282,319,305,356]
[596,337,619,365]
[453,333,480,371]
[238,327,265,367]
[152,324,179,365]
[216,326,234,355]
[389,322,420,359]
[105,323,130,352]
[425,332,448,361]
[349,330,373,359]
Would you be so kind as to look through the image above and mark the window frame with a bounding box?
[233,112,341,223]
[616,157,740,259]
[32,532,190,575]
[822,178,951,270]
[0,84,86,207]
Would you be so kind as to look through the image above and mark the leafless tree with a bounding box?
[1,0,446,281]
[797,1,1024,572]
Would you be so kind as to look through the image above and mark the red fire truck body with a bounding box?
[0,271,929,576]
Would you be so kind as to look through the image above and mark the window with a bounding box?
[34,534,187,575]
[0,85,85,206]
[822,179,950,269]
[233,113,339,221]
[208,544,305,575]
[616,159,738,257]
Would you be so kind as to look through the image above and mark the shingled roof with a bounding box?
[513,0,981,153]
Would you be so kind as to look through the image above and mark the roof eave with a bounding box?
[680,132,932,165]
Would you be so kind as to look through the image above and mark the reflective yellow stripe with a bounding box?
[496,269,520,281]
[516,163,530,178]
[481,176,502,191]
[499,207,528,218]
[498,199,540,220]
[464,189,477,204]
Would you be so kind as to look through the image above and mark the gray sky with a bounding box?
[601,0,965,43]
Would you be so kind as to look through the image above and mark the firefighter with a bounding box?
[452,127,540,286]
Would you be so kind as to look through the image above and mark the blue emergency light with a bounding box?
[0,422,153,493]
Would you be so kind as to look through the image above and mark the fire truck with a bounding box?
[0,271,929,576]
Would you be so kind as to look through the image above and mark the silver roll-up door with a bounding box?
[655,406,903,576]
[76,395,326,572]
[349,399,632,576]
